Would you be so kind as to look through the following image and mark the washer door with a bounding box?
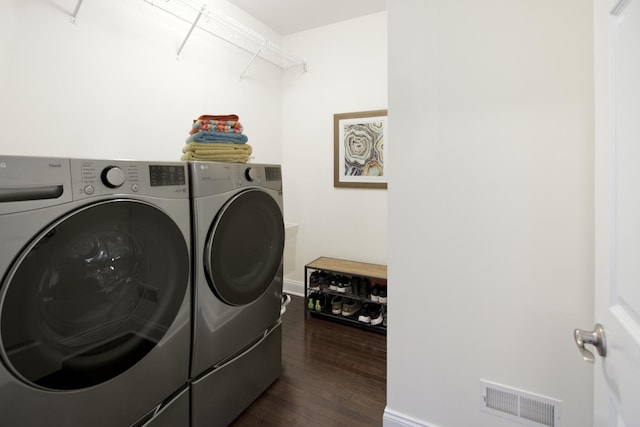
[204,189,284,306]
[0,200,189,391]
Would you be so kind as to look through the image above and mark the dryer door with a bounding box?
[0,200,189,391]
[204,189,284,306]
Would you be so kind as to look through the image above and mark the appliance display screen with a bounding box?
[149,165,186,186]
[264,167,281,181]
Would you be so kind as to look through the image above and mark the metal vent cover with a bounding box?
[480,380,561,427]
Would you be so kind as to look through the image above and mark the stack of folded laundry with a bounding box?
[181,114,252,163]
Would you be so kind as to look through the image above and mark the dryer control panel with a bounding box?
[235,165,281,189]
[189,162,282,197]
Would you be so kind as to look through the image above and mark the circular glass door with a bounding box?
[0,200,189,390]
[204,189,284,306]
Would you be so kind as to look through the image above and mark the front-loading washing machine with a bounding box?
[0,155,191,427]
[188,161,284,427]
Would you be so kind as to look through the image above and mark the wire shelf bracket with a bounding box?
[71,0,84,24]
[239,40,268,81]
[176,3,205,59]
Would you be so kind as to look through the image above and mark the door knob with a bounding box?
[574,323,606,363]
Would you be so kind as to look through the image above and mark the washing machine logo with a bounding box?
[200,164,209,170]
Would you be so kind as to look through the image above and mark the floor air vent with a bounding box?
[480,380,561,427]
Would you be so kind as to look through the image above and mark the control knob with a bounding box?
[245,167,258,182]
[101,166,126,188]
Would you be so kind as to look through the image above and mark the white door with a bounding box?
[591,0,640,425]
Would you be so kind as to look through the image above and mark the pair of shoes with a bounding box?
[369,304,384,326]
[318,271,331,290]
[307,292,326,312]
[311,270,335,290]
[331,296,343,315]
[378,286,387,303]
[337,276,352,294]
[351,276,362,296]
[357,303,372,323]
[357,303,384,325]
[360,278,371,298]
[330,275,352,293]
[341,298,361,317]
[309,271,320,290]
[370,283,387,302]
[329,275,339,291]
[370,284,380,302]
[350,276,371,298]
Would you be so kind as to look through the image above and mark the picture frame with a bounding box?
[333,109,388,189]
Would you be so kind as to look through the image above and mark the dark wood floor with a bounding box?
[231,295,387,426]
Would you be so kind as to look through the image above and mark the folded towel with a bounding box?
[190,119,244,135]
[187,131,249,144]
[181,152,250,162]
[180,150,251,163]
[181,142,252,163]
[194,114,239,122]
[182,142,252,154]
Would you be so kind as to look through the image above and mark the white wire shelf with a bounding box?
[70,0,307,79]
[143,0,307,76]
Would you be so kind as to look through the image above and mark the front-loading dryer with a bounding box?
[188,161,284,427]
[0,155,191,427]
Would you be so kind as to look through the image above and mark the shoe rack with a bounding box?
[304,257,387,335]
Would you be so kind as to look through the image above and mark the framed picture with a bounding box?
[333,109,388,189]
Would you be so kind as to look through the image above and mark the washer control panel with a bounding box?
[70,159,188,199]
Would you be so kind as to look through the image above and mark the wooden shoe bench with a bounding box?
[304,257,387,335]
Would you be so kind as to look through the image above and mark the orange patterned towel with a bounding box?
[190,119,244,135]
[194,114,239,122]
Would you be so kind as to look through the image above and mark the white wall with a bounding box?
[0,1,389,307]
[0,0,287,164]
[281,12,388,291]
[387,1,594,426]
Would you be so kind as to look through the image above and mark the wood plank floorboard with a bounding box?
[231,295,387,426]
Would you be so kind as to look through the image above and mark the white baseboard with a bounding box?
[283,278,304,297]
[383,408,434,427]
